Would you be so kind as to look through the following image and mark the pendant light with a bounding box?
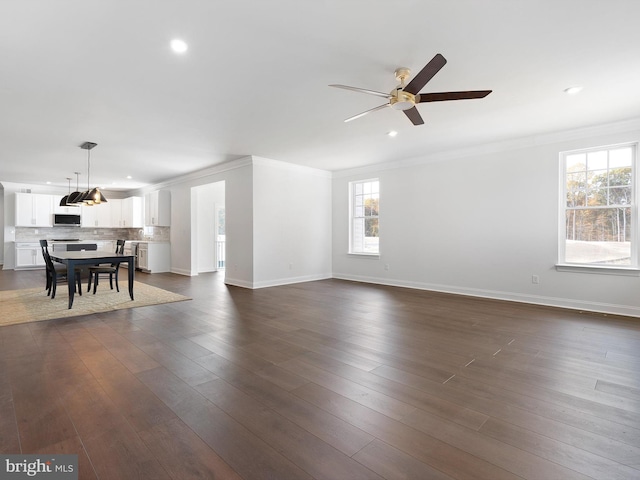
[66,172,82,205]
[77,141,107,205]
[59,177,73,206]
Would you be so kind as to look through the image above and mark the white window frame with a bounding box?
[349,178,379,256]
[558,142,638,273]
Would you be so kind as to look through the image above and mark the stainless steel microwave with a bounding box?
[53,213,81,226]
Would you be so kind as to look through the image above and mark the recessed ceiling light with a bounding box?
[387,131,398,137]
[126,175,132,179]
[46,181,51,184]
[564,86,583,95]
[170,39,188,54]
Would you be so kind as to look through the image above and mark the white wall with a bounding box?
[157,158,254,285]
[252,157,332,288]
[332,120,640,317]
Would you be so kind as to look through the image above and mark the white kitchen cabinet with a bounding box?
[109,199,123,227]
[81,202,111,227]
[145,190,171,226]
[122,196,143,228]
[53,195,81,214]
[137,242,170,273]
[109,197,143,228]
[15,242,45,269]
[15,193,53,227]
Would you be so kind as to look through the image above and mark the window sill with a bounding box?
[555,264,640,276]
[348,252,380,259]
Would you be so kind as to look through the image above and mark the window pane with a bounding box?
[368,196,379,216]
[608,186,631,205]
[363,182,371,194]
[566,153,586,171]
[610,147,632,168]
[587,150,607,170]
[608,166,632,186]
[565,208,631,265]
[587,187,606,206]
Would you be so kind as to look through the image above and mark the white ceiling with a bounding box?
[2,1,640,191]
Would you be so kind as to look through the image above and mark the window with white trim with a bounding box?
[560,143,637,267]
[350,179,379,254]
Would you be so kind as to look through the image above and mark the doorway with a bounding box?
[193,181,225,274]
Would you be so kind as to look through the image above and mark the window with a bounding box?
[350,179,379,254]
[560,143,637,267]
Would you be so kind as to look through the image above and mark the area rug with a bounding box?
[0,282,191,327]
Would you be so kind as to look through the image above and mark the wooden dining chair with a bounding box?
[39,239,82,295]
[40,243,82,299]
[87,239,126,294]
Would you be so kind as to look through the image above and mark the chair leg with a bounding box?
[109,273,114,291]
[93,273,98,295]
[87,273,93,292]
[51,278,57,299]
[114,270,119,293]
[77,275,83,296]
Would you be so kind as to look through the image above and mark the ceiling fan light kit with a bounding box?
[330,53,492,126]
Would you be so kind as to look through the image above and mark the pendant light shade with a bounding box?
[66,172,82,205]
[78,141,107,205]
[59,177,73,206]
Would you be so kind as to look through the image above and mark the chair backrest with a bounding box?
[116,239,125,254]
[41,246,56,272]
[39,239,50,265]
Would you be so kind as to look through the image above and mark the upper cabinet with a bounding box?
[52,195,81,214]
[111,197,143,228]
[145,190,171,226]
[15,193,53,227]
[122,196,143,228]
[81,202,111,228]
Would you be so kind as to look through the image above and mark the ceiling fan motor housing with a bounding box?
[390,88,416,111]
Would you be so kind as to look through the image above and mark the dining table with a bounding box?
[49,250,135,309]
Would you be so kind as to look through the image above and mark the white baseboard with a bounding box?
[251,273,332,289]
[332,272,640,318]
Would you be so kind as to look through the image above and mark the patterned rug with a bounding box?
[0,281,190,327]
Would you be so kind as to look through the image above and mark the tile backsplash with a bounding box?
[16,226,170,243]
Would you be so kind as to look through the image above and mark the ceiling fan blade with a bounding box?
[329,84,391,99]
[417,90,492,102]
[403,53,447,95]
[403,107,424,125]
[344,104,389,123]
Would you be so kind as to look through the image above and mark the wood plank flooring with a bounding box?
[1,269,639,479]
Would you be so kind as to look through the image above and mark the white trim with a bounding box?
[555,264,640,276]
[252,273,332,289]
[224,277,254,289]
[332,272,640,318]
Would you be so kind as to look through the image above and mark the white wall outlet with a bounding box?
[34,229,38,234]
[532,275,540,284]
[384,264,390,271]
[289,263,293,270]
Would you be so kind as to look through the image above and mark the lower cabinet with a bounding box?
[137,242,170,273]
[15,243,45,269]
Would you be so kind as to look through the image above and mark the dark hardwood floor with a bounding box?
[1,268,639,479]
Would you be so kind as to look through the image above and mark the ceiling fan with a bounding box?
[329,53,492,125]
